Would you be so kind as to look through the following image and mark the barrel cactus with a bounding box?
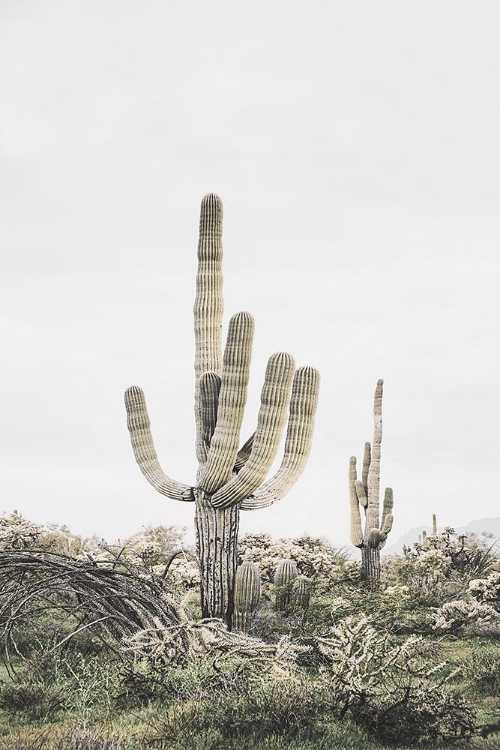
[233,561,261,632]
[349,379,394,582]
[124,195,320,628]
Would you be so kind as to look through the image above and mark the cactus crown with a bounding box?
[125,194,320,512]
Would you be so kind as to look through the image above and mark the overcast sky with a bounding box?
[1,0,499,550]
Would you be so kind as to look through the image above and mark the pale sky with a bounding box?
[1,0,499,549]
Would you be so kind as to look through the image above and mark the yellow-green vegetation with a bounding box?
[0,513,499,749]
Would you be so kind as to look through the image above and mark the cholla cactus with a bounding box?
[125,195,320,628]
[349,379,394,582]
[233,561,261,632]
[275,558,298,615]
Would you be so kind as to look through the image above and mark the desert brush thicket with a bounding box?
[0,512,499,750]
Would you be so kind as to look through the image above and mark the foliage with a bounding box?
[239,532,355,586]
[305,615,475,744]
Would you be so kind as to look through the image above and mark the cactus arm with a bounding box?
[124,386,194,501]
[365,379,383,535]
[198,371,221,461]
[362,441,371,498]
[194,194,224,463]
[239,366,320,510]
[380,487,393,534]
[380,513,394,537]
[349,456,364,548]
[233,433,255,472]
[355,479,368,508]
[199,312,254,493]
[211,352,295,508]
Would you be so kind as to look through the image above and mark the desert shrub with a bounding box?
[0,679,66,722]
[460,640,500,698]
[388,529,499,608]
[468,570,500,611]
[239,533,356,589]
[432,599,500,635]
[306,615,475,744]
[0,649,121,724]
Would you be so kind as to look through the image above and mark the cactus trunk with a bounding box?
[194,490,240,626]
[361,544,381,582]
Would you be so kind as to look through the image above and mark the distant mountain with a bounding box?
[382,517,500,557]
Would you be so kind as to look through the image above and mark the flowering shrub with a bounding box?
[0,511,42,550]
[468,571,500,610]
[432,599,498,634]
[239,532,355,587]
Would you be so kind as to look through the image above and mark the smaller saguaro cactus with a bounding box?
[291,575,312,615]
[274,559,298,615]
[232,562,261,632]
[349,379,394,582]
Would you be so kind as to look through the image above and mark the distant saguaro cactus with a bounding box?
[233,562,261,632]
[125,195,320,629]
[275,558,298,615]
[349,379,394,582]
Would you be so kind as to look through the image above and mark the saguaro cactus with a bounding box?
[291,575,312,615]
[125,195,320,629]
[274,558,298,615]
[233,561,261,632]
[349,379,394,582]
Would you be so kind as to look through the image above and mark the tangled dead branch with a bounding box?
[0,549,184,673]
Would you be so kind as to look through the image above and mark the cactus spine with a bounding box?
[349,379,394,582]
[124,195,320,628]
[275,558,298,615]
[232,561,261,632]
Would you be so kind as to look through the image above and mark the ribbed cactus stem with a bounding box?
[124,194,320,628]
[125,386,194,501]
[199,312,254,493]
[291,575,312,613]
[232,561,261,632]
[275,559,298,615]
[432,513,437,536]
[194,194,224,464]
[349,457,363,548]
[211,352,295,508]
[241,366,320,510]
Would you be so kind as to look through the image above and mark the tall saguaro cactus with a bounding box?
[125,195,320,629]
[349,379,394,582]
